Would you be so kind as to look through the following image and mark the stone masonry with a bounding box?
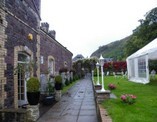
[4,0,40,108]
[0,6,7,109]
[40,27,73,75]
[0,0,73,109]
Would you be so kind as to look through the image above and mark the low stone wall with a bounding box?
[96,90,111,103]
[0,108,27,122]
[94,85,102,90]
[92,81,112,122]
[98,104,112,122]
[92,81,101,122]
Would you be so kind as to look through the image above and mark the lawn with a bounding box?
[95,76,157,122]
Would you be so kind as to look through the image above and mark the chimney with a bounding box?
[49,30,56,39]
[41,22,49,32]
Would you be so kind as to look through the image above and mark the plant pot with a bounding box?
[27,92,40,105]
[43,96,55,105]
[55,83,62,90]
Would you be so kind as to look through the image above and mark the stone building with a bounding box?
[0,0,72,109]
[40,22,73,75]
[40,22,73,94]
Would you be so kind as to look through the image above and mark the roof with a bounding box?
[73,54,84,62]
[127,38,157,60]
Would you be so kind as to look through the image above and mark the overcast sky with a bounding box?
[41,0,156,58]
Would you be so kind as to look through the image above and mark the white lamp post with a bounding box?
[96,62,100,85]
[99,54,105,91]
[92,70,94,82]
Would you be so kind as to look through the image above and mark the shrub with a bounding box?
[70,77,73,83]
[108,83,116,90]
[27,77,40,92]
[54,75,62,90]
[65,79,70,86]
[121,94,137,104]
[54,75,62,84]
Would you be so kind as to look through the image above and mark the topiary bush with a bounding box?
[54,75,62,84]
[27,77,40,92]
[54,75,62,90]
[27,77,40,105]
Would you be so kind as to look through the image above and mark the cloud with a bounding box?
[41,0,156,57]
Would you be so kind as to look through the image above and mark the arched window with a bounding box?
[48,58,55,75]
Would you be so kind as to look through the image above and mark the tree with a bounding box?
[124,7,157,57]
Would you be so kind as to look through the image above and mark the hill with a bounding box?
[90,36,131,60]
[91,7,157,60]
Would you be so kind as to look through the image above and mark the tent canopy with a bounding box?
[127,38,157,60]
[126,38,157,84]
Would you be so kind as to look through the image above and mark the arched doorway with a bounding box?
[17,52,30,106]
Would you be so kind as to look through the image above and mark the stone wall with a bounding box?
[2,0,41,108]
[0,0,73,109]
[40,30,73,74]
[0,7,7,109]
[5,0,40,30]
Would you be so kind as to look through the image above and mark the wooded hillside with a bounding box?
[90,7,157,61]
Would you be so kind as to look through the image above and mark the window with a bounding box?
[48,59,54,75]
[64,61,67,67]
[138,57,146,78]
[130,59,135,78]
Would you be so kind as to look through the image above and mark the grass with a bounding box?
[94,76,157,122]
[62,80,78,94]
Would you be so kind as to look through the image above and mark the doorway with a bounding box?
[17,52,30,106]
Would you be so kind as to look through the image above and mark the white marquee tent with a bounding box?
[126,38,157,84]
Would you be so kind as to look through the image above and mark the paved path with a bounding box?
[37,77,98,122]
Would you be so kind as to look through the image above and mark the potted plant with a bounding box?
[46,79,54,95]
[43,78,55,105]
[54,75,62,90]
[27,77,40,105]
[54,75,62,101]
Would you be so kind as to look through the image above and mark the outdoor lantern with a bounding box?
[99,54,105,91]
[99,54,104,67]
[96,62,100,85]
[28,33,33,40]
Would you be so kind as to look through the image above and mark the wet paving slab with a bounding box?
[37,77,98,122]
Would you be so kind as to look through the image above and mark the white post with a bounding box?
[92,70,94,81]
[96,62,100,85]
[100,55,105,92]
[101,64,105,91]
